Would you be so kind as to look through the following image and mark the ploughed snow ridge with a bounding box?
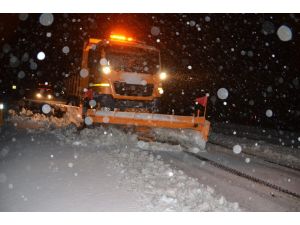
[53,125,240,211]
[5,108,241,211]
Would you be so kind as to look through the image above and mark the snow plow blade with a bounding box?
[86,109,210,152]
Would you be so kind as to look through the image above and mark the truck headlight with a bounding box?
[102,66,111,75]
[158,87,164,94]
[47,94,53,99]
[36,93,42,98]
[0,103,4,110]
[159,72,167,80]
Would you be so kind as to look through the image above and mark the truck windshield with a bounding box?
[105,45,160,74]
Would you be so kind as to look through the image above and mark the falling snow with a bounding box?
[151,26,160,36]
[0,173,7,183]
[39,13,54,26]
[233,144,242,154]
[0,13,300,213]
[18,13,29,21]
[204,16,211,22]
[277,25,292,42]
[37,51,45,61]
[17,71,25,79]
[42,104,51,114]
[266,109,273,118]
[103,116,110,123]
[217,88,229,100]
[100,58,108,66]
[84,116,93,125]
[62,46,70,54]
[79,68,89,78]
[89,99,96,107]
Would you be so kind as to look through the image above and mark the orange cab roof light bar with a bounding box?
[110,34,134,42]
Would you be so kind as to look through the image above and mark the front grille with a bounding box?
[114,82,154,97]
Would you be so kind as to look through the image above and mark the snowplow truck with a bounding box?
[65,34,164,112]
[64,34,210,152]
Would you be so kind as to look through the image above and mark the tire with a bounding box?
[95,95,115,111]
[67,96,79,106]
[149,98,160,113]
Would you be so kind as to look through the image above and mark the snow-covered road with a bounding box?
[205,143,300,196]
[0,126,143,211]
[154,144,300,211]
[1,109,299,211]
[0,117,240,211]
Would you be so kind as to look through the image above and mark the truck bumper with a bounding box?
[94,94,160,112]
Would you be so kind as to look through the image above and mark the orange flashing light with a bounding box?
[110,34,133,42]
[89,38,101,44]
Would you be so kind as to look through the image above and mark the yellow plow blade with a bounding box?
[86,109,210,152]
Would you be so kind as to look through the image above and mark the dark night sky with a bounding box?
[0,13,299,131]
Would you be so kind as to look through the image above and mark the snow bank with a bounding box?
[212,121,300,149]
[7,108,82,128]
[152,128,207,153]
[55,125,137,149]
[0,126,143,211]
[209,132,300,169]
[5,109,240,211]
[53,125,240,211]
[137,141,183,152]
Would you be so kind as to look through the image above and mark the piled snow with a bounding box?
[3,111,240,211]
[137,141,183,152]
[94,111,181,122]
[7,108,82,128]
[0,126,143,211]
[55,126,137,149]
[152,128,207,153]
[53,125,240,211]
[19,108,33,117]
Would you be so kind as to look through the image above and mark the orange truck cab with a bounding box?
[66,34,168,112]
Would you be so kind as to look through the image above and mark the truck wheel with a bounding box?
[67,97,79,106]
[70,99,77,106]
[150,99,160,113]
[97,95,115,111]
